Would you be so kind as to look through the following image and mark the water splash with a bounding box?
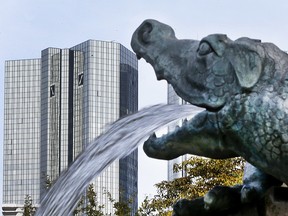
[36,104,202,215]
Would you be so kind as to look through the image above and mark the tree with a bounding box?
[137,156,245,215]
[136,195,172,216]
[106,190,133,216]
[113,201,131,216]
[23,195,36,216]
[30,174,133,215]
[74,184,105,216]
[44,174,54,190]
[74,185,136,216]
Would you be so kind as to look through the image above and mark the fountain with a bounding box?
[131,19,288,215]
[36,19,288,215]
[36,104,202,215]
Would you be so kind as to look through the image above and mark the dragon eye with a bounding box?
[198,42,213,56]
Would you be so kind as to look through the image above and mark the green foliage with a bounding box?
[106,190,132,216]
[44,174,54,190]
[74,184,105,216]
[136,195,173,216]
[29,174,134,215]
[172,156,245,198]
[112,200,131,216]
[136,196,154,216]
[137,156,245,215]
[23,195,36,216]
[73,184,134,215]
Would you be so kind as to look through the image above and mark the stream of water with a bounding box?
[35,104,202,215]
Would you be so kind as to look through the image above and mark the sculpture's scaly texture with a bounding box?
[131,19,288,215]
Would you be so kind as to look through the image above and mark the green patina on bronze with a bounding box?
[131,20,288,215]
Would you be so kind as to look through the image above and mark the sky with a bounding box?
[1,0,288,210]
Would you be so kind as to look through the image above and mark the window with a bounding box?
[78,73,83,86]
[50,84,55,97]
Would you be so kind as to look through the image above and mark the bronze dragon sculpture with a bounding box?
[131,19,288,215]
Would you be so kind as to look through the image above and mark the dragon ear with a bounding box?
[230,39,264,89]
[202,35,263,89]
[233,51,262,89]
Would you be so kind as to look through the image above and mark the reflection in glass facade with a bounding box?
[167,85,190,180]
[167,86,202,181]
[3,59,41,214]
[3,40,138,215]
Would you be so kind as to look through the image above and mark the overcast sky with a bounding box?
[1,0,288,208]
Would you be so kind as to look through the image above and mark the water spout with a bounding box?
[36,104,202,215]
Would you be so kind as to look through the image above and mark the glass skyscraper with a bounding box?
[3,40,138,215]
[3,59,42,214]
[167,85,189,180]
[167,85,201,181]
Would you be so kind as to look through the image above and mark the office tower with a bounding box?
[3,40,138,215]
[167,85,189,180]
[3,59,42,214]
[167,85,202,181]
[167,85,204,180]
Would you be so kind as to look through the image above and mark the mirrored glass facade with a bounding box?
[167,85,190,180]
[3,40,138,215]
[167,86,202,181]
[3,59,41,213]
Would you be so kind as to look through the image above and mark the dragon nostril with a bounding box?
[142,31,150,43]
[138,21,153,44]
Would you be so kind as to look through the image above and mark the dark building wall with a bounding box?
[40,48,61,199]
[119,45,138,214]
